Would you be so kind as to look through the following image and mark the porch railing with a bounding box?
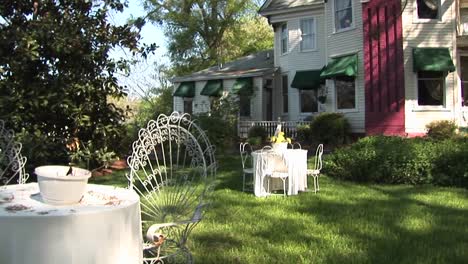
[238,120,312,139]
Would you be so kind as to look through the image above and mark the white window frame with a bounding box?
[280,23,288,55]
[415,71,446,109]
[413,0,442,23]
[300,18,316,52]
[333,0,354,33]
[334,77,357,112]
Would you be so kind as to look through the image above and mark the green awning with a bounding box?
[200,80,223,97]
[413,48,455,72]
[173,81,195,97]
[291,70,324,90]
[232,77,253,95]
[320,54,358,79]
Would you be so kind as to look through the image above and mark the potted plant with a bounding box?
[35,165,91,205]
[270,131,291,152]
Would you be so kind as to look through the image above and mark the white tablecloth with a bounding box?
[252,149,308,197]
[0,183,142,264]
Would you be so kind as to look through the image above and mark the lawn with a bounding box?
[90,153,468,264]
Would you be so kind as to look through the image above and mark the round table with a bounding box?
[0,183,142,264]
[252,149,308,197]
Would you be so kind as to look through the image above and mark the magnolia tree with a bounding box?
[0,0,155,170]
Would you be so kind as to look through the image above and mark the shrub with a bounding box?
[247,126,268,142]
[195,114,237,152]
[296,124,311,143]
[325,136,468,188]
[426,120,457,140]
[310,113,351,147]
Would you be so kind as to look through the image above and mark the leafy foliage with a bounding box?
[194,95,239,152]
[325,136,468,188]
[0,0,154,171]
[426,120,457,140]
[143,0,273,75]
[307,113,351,147]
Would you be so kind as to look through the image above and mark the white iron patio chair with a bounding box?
[307,144,323,193]
[265,151,289,197]
[126,112,216,264]
[0,119,28,186]
[239,142,253,192]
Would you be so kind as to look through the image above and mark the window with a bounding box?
[282,75,289,113]
[417,0,439,20]
[183,99,193,114]
[281,24,288,54]
[417,71,445,106]
[301,90,318,113]
[239,95,251,117]
[335,76,356,110]
[300,18,315,51]
[334,0,353,31]
[461,56,468,106]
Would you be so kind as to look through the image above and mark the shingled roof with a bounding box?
[259,0,323,15]
[172,50,276,83]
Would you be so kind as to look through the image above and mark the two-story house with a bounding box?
[172,0,468,136]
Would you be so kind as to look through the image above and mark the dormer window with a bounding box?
[334,0,353,31]
[281,23,288,54]
[417,0,439,20]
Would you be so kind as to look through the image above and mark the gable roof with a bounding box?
[172,50,276,83]
[259,0,323,15]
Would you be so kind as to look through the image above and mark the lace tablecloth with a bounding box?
[252,149,308,197]
[0,183,142,264]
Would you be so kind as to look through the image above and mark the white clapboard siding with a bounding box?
[402,0,458,133]
[324,0,365,133]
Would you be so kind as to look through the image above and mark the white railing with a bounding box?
[238,120,312,139]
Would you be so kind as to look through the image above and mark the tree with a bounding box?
[143,0,272,75]
[0,0,155,170]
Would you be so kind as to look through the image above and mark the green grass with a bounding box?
[91,154,468,264]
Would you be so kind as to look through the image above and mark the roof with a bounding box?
[172,50,276,83]
[259,0,323,15]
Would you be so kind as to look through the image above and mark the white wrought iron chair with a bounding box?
[0,119,28,186]
[239,142,254,192]
[126,112,216,264]
[307,144,323,193]
[287,142,301,149]
[265,151,289,197]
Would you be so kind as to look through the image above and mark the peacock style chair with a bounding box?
[126,112,217,264]
[0,119,28,187]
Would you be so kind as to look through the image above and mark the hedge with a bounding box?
[324,136,468,188]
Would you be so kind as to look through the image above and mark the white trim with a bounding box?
[332,0,355,33]
[299,17,317,52]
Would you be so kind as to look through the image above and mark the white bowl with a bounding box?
[35,165,92,205]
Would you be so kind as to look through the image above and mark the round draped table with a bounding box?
[0,183,142,264]
[252,148,308,197]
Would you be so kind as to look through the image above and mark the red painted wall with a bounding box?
[363,0,405,135]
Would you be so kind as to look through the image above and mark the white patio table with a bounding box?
[0,183,142,264]
[252,148,308,197]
